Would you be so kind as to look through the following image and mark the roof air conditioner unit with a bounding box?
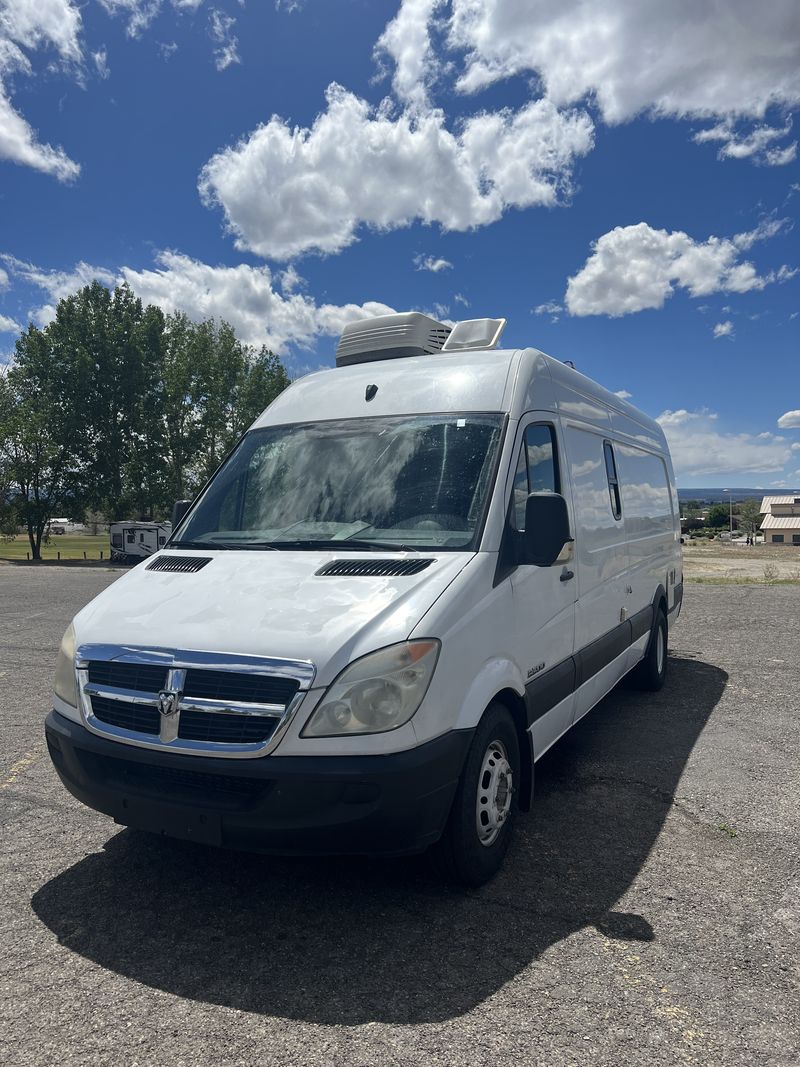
[335,313,452,367]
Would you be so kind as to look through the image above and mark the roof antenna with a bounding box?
[563,359,575,369]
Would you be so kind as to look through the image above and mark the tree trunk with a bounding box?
[27,519,40,560]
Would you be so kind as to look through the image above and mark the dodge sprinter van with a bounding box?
[46,314,683,885]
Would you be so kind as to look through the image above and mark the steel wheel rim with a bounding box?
[476,739,513,847]
[656,625,665,675]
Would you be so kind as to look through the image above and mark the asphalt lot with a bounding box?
[1,567,798,1067]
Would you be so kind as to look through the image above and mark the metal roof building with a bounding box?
[760,496,800,545]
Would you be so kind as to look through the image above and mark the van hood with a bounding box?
[73,550,472,687]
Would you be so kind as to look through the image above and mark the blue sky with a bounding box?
[0,0,798,487]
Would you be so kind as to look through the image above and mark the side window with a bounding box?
[512,423,559,531]
[526,424,558,494]
[604,441,622,520]
[126,530,135,544]
[512,447,528,529]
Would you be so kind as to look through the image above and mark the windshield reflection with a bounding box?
[174,414,504,551]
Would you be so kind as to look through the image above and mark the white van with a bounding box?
[46,314,682,885]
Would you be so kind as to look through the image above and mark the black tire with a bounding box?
[631,608,668,692]
[432,702,520,887]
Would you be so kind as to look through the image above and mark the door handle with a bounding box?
[560,568,575,582]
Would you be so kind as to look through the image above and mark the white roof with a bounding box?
[252,346,667,453]
[760,494,800,511]
[760,514,800,529]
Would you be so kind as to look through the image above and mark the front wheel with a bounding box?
[432,702,520,886]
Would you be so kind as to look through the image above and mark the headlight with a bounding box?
[302,640,440,737]
[54,623,78,708]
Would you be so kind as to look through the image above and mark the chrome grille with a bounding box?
[76,645,315,759]
[87,661,168,693]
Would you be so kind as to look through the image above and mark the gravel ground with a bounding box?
[682,543,800,581]
[1,567,799,1067]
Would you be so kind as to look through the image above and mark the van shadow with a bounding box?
[32,655,725,1025]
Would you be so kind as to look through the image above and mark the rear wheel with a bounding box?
[433,702,520,886]
[631,608,668,691]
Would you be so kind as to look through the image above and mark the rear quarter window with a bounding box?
[615,445,673,538]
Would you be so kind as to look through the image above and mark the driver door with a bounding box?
[509,418,577,757]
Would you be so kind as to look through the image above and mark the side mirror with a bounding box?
[171,499,192,528]
[520,493,572,567]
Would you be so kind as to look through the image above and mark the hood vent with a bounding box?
[316,558,434,578]
[146,555,212,573]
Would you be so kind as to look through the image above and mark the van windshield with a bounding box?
[172,413,504,551]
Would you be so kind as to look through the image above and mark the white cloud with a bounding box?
[2,249,398,357]
[453,292,469,306]
[159,41,178,60]
[0,0,82,180]
[1,254,118,324]
[693,120,797,166]
[732,216,792,250]
[0,0,83,64]
[208,8,240,71]
[0,82,80,180]
[121,252,396,354]
[447,0,800,123]
[565,222,793,317]
[414,254,452,273]
[657,409,792,478]
[0,312,20,332]
[777,410,800,429]
[374,0,445,107]
[613,389,632,400]
[0,267,7,288]
[92,47,110,79]
[277,264,304,293]
[2,249,400,355]
[713,320,734,340]
[533,300,563,318]
[96,0,162,38]
[199,84,593,259]
[792,442,800,451]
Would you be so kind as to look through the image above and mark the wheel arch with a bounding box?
[491,688,534,813]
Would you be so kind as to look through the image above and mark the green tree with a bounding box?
[0,283,291,534]
[0,336,84,559]
[706,503,730,528]
[738,498,762,538]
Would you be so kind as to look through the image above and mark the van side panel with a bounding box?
[561,420,629,700]
[615,443,675,659]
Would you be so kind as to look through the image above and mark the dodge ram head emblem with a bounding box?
[158,689,180,717]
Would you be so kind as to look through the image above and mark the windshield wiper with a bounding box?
[243,538,420,553]
[167,540,277,551]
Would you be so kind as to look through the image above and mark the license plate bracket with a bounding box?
[115,796,222,846]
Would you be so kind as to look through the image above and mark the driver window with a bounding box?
[511,424,559,531]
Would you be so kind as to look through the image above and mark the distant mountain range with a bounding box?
[677,487,798,503]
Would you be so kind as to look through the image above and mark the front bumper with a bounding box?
[45,711,472,856]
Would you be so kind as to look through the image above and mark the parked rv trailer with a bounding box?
[109,521,171,563]
[48,314,682,885]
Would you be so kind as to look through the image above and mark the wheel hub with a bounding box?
[476,739,513,847]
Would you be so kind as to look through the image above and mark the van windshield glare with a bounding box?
[172,413,504,551]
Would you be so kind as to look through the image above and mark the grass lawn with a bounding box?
[0,534,111,561]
